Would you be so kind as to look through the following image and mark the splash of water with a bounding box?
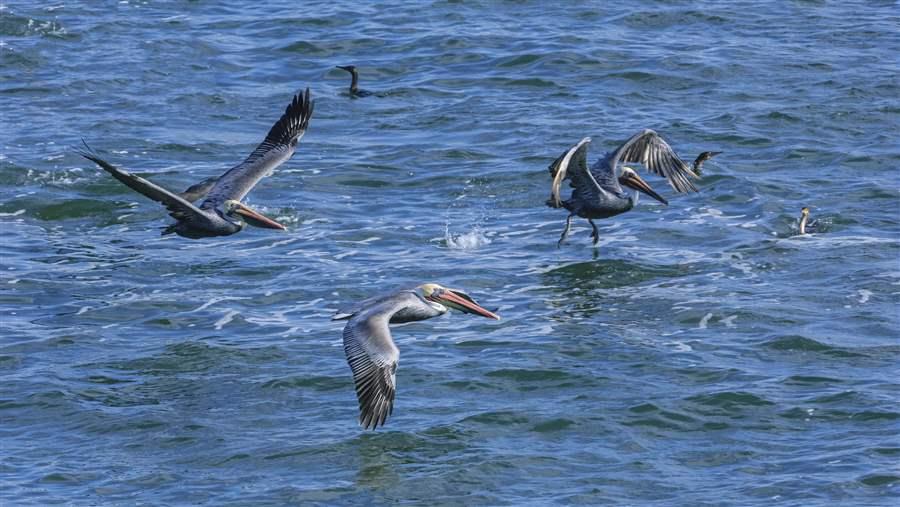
[445,225,491,250]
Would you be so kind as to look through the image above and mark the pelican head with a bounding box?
[618,167,668,205]
[223,199,286,230]
[416,283,500,320]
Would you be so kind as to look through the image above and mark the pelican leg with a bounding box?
[589,219,599,245]
[557,214,574,248]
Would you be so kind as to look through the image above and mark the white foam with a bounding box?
[445,226,491,250]
[214,310,240,330]
[192,296,250,313]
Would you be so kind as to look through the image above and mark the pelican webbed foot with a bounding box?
[589,219,599,245]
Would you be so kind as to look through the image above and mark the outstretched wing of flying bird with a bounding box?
[608,129,699,193]
[201,88,314,210]
[342,313,399,430]
[548,137,615,207]
[179,175,219,202]
[77,143,215,229]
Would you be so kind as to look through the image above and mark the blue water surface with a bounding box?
[1,1,899,505]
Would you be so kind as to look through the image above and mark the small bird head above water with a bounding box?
[335,65,357,73]
[223,199,286,231]
[415,283,500,320]
[798,206,821,235]
[618,166,668,205]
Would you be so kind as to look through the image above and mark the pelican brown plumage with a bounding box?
[78,88,314,238]
[547,129,701,246]
[333,283,500,430]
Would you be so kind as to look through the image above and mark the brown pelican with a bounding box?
[799,207,821,235]
[691,151,722,176]
[547,130,700,246]
[78,88,314,238]
[333,283,500,430]
[335,65,373,97]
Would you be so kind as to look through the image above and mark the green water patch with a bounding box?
[496,54,543,68]
[761,335,867,358]
[685,391,775,415]
[531,418,576,433]
[106,342,285,375]
[858,474,899,487]
[260,375,345,391]
[461,410,530,426]
[7,198,122,221]
[782,375,843,386]
[542,259,689,290]
[279,40,326,54]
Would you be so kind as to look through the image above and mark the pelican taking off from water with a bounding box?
[335,65,373,97]
[333,283,500,429]
[78,88,314,238]
[547,129,700,246]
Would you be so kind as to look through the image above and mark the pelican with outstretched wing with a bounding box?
[547,129,703,246]
[333,283,500,430]
[78,88,314,238]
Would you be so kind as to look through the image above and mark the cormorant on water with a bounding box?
[335,65,373,97]
[691,151,722,176]
[799,207,821,235]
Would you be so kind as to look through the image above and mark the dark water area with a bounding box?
[1,1,899,505]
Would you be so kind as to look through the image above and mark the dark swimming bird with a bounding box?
[799,207,821,235]
[335,65,373,97]
[333,283,500,430]
[691,151,722,176]
[547,130,700,246]
[78,88,314,238]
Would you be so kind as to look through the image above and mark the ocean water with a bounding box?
[2,1,899,505]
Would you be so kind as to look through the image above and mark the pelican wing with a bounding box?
[609,129,699,193]
[179,175,219,202]
[548,137,612,207]
[343,313,399,430]
[78,148,214,228]
[202,88,314,209]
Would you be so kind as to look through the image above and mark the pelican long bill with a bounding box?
[431,289,500,320]
[619,170,668,205]
[231,202,286,230]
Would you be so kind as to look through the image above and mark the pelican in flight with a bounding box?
[78,88,314,238]
[798,207,821,235]
[547,129,700,246]
[691,151,722,176]
[335,65,373,97]
[333,283,500,429]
